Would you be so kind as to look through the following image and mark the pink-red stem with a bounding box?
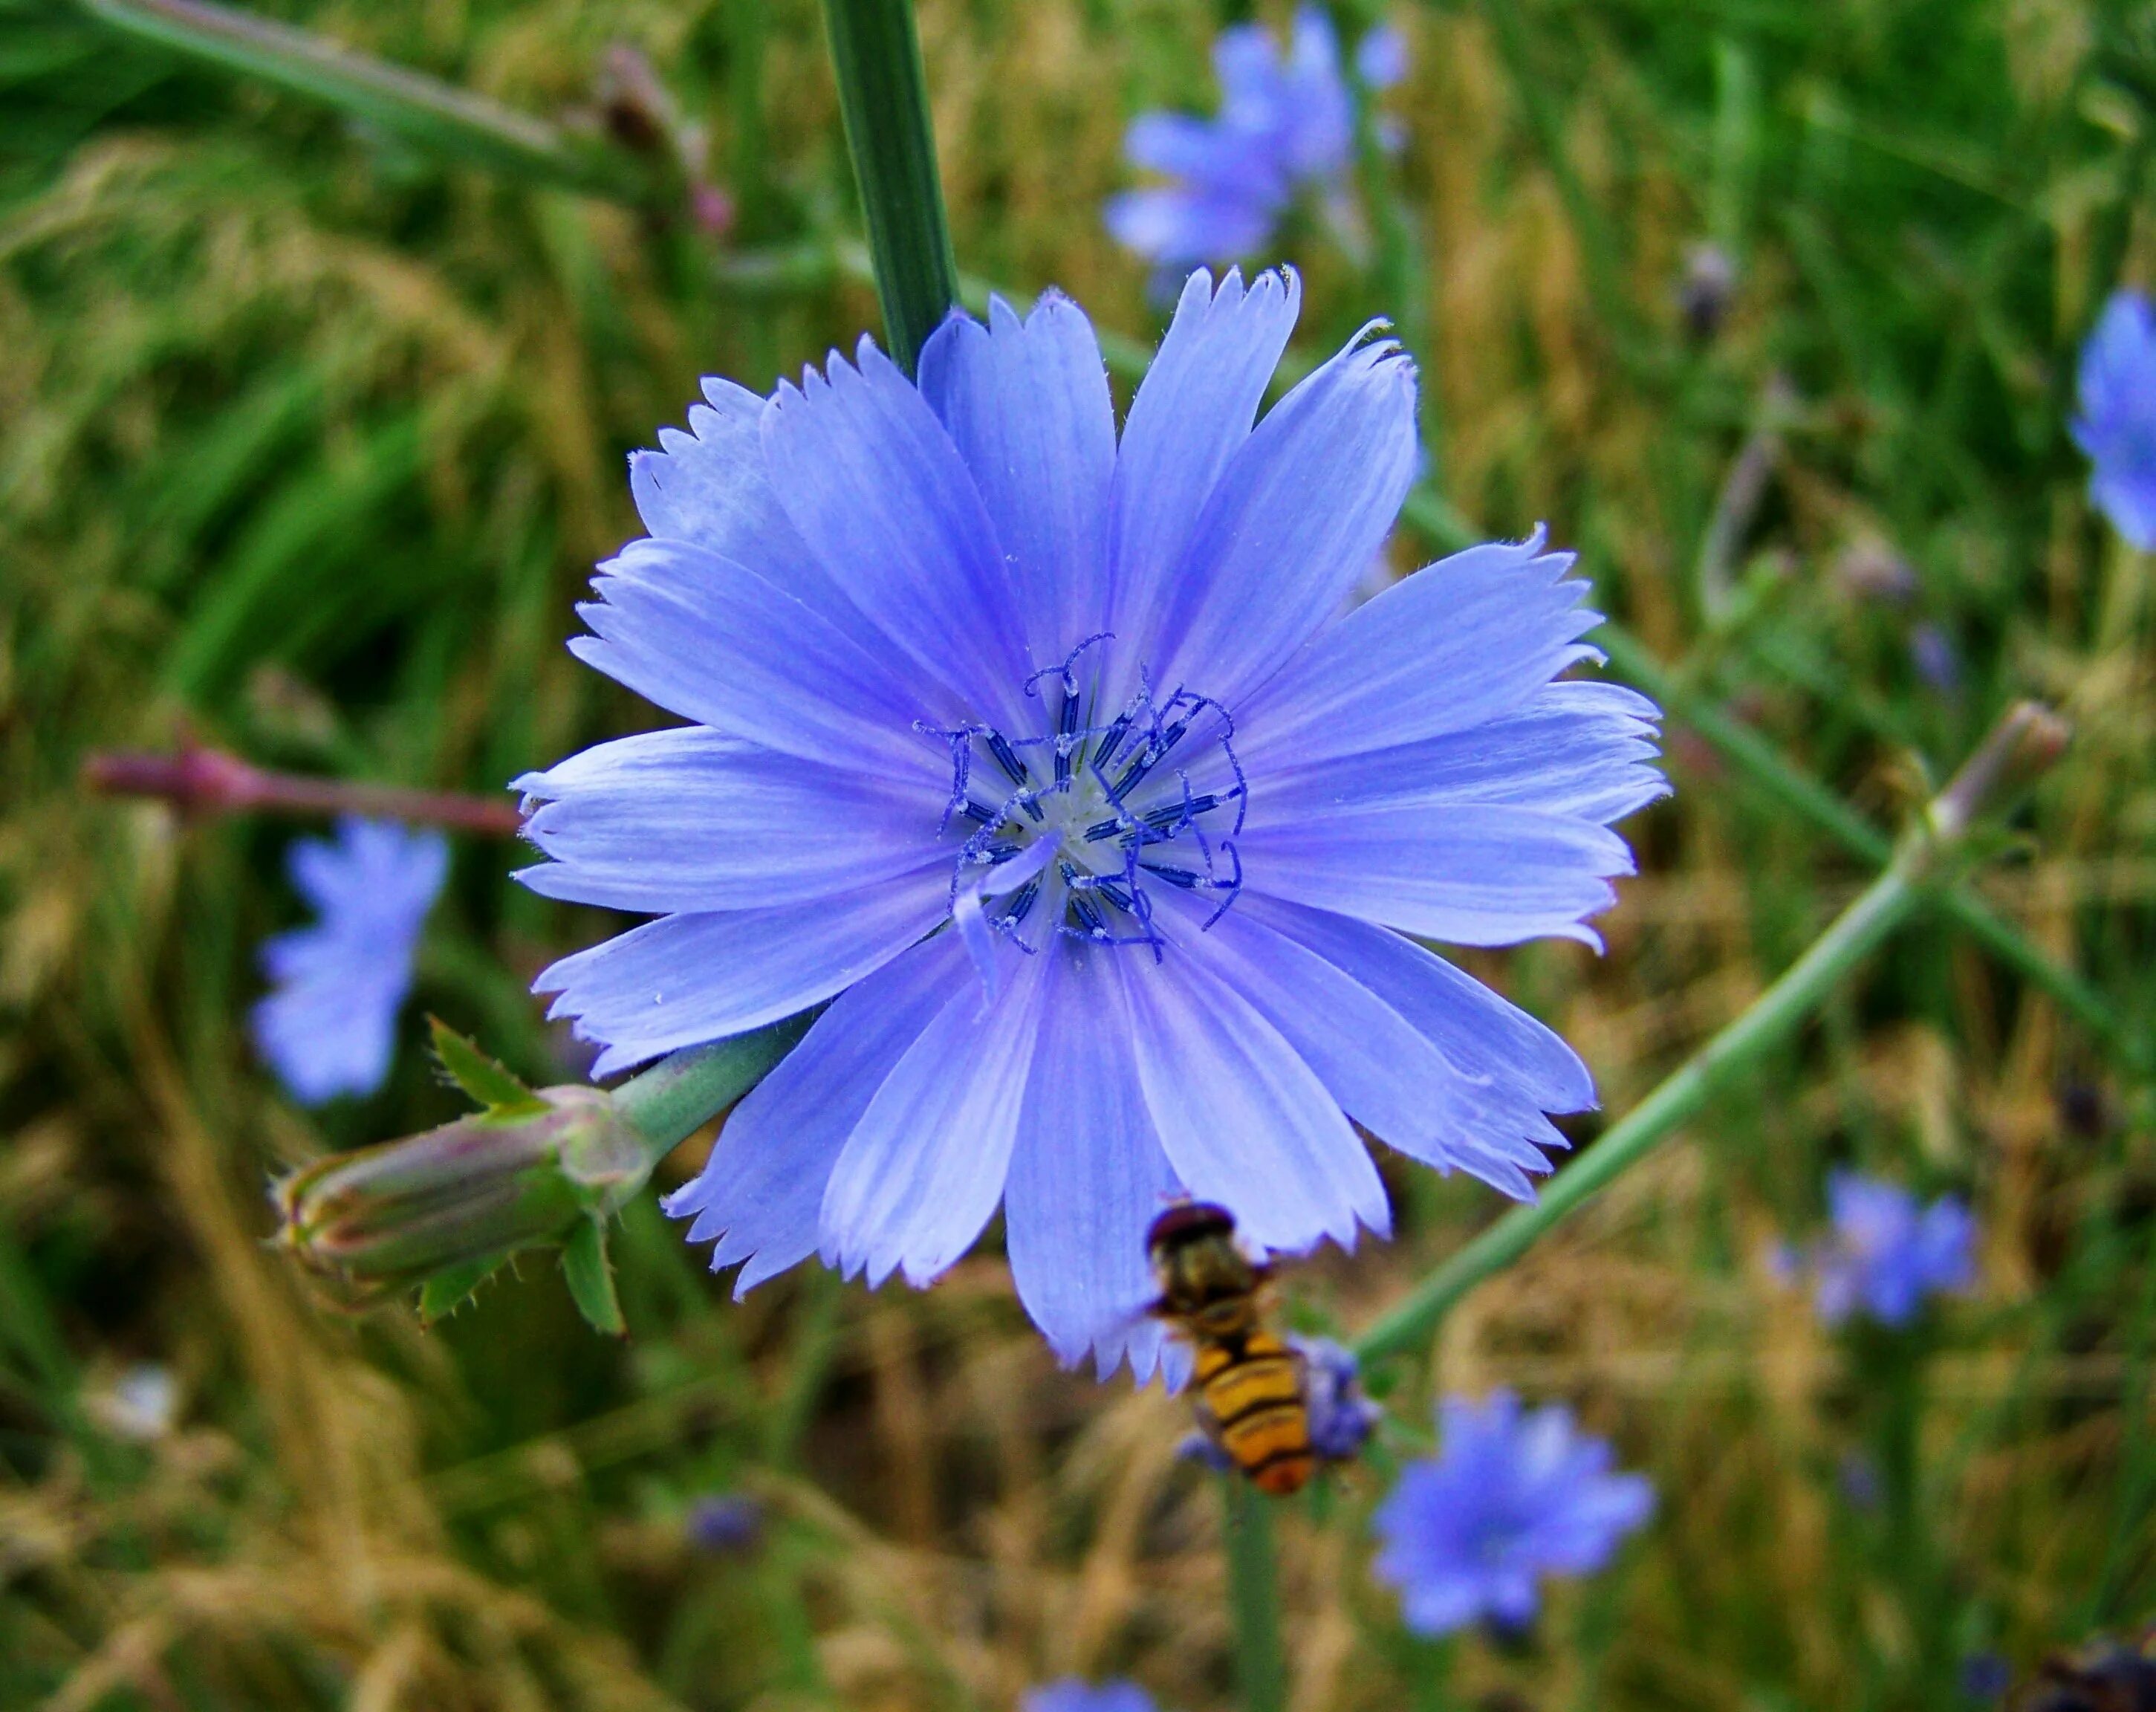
[83,743,525,837]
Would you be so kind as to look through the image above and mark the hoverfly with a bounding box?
[1146,1201,1317,1497]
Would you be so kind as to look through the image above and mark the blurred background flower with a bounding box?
[1372,1390,1654,1637]
[1798,1170,1978,1329]
[2072,288,2156,550]
[250,817,447,1103]
[1104,7,1403,276]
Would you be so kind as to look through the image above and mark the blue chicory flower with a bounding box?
[2071,288,2156,550]
[1022,1682,1157,1712]
[1105,8,1405,274]
[1372,1390,1654,1637]
[1297,1335,1383,1461]
[516,268,1663,1378]
[1811,1170,1977,1329]
[253,817,447,1104]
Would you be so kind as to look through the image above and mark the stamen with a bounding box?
[935,649,1249,964]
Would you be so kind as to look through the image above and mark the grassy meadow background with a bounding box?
[4,0,2156,1705]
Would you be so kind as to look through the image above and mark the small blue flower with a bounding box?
[1810,1170,1977,1329]
[519,268,1663,1378]
[1105,8,1406,273]
[1022,1682,1157,1712]
[1371,1391,1653,1637]
[253,818,447,1104]
[684,1491,764,1556]
[1909,621,1961,695]
[2071,288,2156,550]
[1296,1335,1383,1461]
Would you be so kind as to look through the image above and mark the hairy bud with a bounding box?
[271,1085,647,1315]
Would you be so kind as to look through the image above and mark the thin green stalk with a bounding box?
[1354,704,2068,1365]
[1397,488,2148,1081]
[765,1268,845,1471]
[1221,1477,1289,1712]
[1356,837,1934,1364]
[79,0,654,201]
[819,0,960,374]
[1596,629,2149,1078]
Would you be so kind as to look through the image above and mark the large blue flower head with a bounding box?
[1105,8,1405,273]
[516,268,1664,1378]
[1810,1170,1977,1329]
[2072,288,2156,550]
[1371,1391,1654,1637]
[252,817,447,1104]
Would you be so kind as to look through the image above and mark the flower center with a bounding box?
[926,637,1247,959]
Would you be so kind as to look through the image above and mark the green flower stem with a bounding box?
[1353,702,2069,1366]
[1221,1476,1290,1712]
[1397,487,2148,1082]
[80,0,654,201]
[1598,629,2149,1077]
[819,0,960,374]
[611,1013,814,1161]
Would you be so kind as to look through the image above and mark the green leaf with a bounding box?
[428,1016,546,1118]
[561,1219,626,1338]
[417,1254,504,1325]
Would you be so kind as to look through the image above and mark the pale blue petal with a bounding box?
[1356,23,1409,88]
[1276,8,1353,178]
[1103,188,1278,268]
[1256,682,1667,826]
[1153,886,1528,1193]
[571,536,949,778]
[629,379,877,640]
[1005,946,1183,1381]
[1233,894,1592,1185]
[514,729,944,912]
[1113,947,1386,1254]
[1126,111,1264,183]
[918,293,1117,665]
[1106,268,1300,688]
[819,942,1051,1288]
[1235,531,1600,771]
[533,863,948,1076]
[1147,328,1418,704]
[664,935,966,1295]
[762,337,1036,729]
[1239,800,1631,948]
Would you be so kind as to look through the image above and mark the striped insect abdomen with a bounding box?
[1195,1334,1314,1496]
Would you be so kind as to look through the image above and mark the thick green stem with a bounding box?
[819,0,960,374]
[81,0,652,201]
[1221,1477,1289,1712]
[1353,704,2068,1365]
[611,1013,814,1161]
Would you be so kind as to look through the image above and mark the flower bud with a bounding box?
[270,1086,648,1311]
